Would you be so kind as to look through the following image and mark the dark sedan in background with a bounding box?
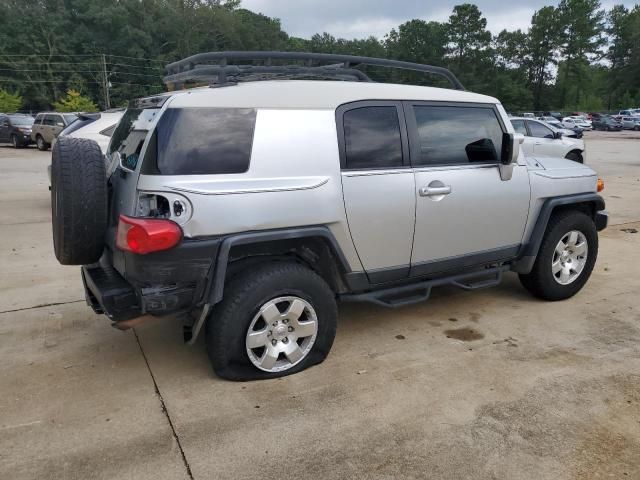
[592,115,623,131]
[0,114,35,147]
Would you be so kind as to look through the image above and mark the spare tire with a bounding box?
[51,136,108,265]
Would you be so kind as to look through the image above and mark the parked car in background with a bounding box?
[619,109,640,118]
[511,117,585,163]
[563,116,592,131]
[47,110,125,185]
[537,116,583,138]
[0,114,35,148]
[31,112,78,151]
[545,111,563,120]
[621,116,640,130]
[522,112,535,118]
[55,110,124,153]
[592,115,623,131]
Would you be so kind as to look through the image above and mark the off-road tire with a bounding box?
[565,151,583,163]
[51,136,107,265]
[36,135,49,151]
[519,211,598,301]
[206,262,338,381]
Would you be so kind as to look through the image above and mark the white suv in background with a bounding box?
[511,117,585,163]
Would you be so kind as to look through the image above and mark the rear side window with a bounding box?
[410,106,503,166]
[342,106,403,169]
[145,108,256,175]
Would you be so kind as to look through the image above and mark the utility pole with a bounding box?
[101,54,110,109]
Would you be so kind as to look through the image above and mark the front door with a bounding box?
[338,101,416,283]
[0,115,9,143]
[526,120,558,157]
[406,103,530,276]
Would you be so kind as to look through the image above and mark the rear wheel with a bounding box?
[36,135,49,151]
[206,262,338,381]
[519,211,597,301]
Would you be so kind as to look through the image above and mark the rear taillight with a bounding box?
[116,215,182,254]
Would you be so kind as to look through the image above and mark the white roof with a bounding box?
[166,80,499,110]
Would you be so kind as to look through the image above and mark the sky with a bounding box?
[241,0,638,39]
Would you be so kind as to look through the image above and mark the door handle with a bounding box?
[419,185,452,197]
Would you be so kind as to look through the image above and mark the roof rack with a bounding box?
[164,51,465,90]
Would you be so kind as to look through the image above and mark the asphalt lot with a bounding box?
[1,130,639,480]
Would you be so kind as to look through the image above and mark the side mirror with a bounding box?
[500,132,520,165]
[499,132,521,181]
[554,131,562,139]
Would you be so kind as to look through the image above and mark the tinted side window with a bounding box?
[343,106,403,169]
[149,108,256,175]
[511,119,528,136]
[42,115,54,126]
[411,106,503,166]
[527,121,554,138]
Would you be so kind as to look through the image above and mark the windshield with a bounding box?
[9,115,34,126]
[108,108,159,171]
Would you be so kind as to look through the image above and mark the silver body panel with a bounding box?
[113,82,601,278]
[412,163,530,263]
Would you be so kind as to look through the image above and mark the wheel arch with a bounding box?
[205,227,354,307]
[512,193,605,274]
[565,149,584,162]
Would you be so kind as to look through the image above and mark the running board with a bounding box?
[341,266,507,308]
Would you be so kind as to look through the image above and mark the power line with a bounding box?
[0,53,167,63]
[0,68,163,78]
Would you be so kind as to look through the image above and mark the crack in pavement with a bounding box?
[133,328,194,480]
[0,299,84,315]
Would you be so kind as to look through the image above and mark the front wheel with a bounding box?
[11,134,20,148]
[206,262,338,380]
[519,211,598,301]
[565,151,583,163]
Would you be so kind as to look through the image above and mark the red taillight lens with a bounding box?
[116,215,182,255]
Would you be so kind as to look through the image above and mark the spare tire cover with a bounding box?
[51,136,108,265]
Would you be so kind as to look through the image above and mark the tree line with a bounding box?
[0,0,638,113]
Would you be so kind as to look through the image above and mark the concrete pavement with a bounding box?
[0,131,639,479]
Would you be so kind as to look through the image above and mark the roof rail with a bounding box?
[164,51,465,90]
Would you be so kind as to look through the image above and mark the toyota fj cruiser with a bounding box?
[50,52,608,380]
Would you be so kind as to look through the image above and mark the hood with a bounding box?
[527,156,597,179]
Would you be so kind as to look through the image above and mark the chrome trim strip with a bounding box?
[533,171,597,179]
[343,169,412,177]
[166,177,330,195]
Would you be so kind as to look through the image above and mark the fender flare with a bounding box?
[512,193,606,274]
[203,226,353,306]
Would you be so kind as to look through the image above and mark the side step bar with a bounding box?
[341,266,508,308]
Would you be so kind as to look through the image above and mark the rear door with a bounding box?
[338,101,416,283]
[407,102,530,275]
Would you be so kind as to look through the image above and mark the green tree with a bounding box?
[526,6,562,110]
[0,88,22,112]
[53,89,98,112]
[557,0,606,107]
[447,4,492,67]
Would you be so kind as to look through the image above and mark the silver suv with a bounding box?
[50,52,608,380]
[31,112,78,151]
